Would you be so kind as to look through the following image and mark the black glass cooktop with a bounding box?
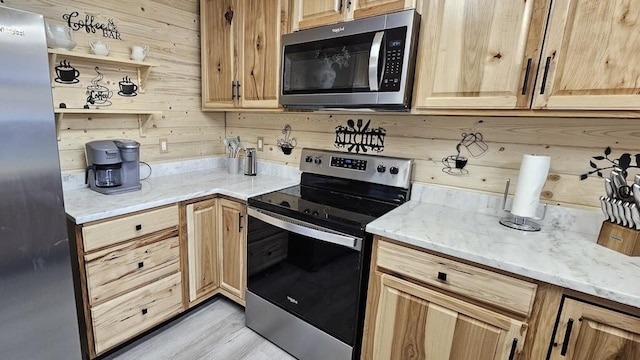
[248,184,400,237]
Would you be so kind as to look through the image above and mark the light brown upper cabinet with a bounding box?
[292,0,418,30]
[413,0,550,109]
[200,0,289,110]
[533,0,640,110]
[414,0,640,111]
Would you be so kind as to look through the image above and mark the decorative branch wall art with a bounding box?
[580,147,639,180]
[334,119,386,153]
[276,124,296,155]
[62,11,122,40]
[442,132,488,176]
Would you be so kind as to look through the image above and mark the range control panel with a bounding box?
[300,148,412,189]
[330,156,367,171]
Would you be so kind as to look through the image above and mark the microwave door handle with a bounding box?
[369,31,385,91]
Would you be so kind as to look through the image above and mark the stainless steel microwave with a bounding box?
[280,10,420,110]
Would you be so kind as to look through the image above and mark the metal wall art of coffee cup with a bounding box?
[54,60,80,84]
[118,76,138,97]
[85,67,112,108]
[276,124,296,155]
[442,132,488,176]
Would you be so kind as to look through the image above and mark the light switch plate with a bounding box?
[159,138,168,153]
[257,137,264,151]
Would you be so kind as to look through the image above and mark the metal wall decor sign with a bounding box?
[85,67,113,108]
[334,119,386,153]
[62,11,122,40]
[442,132,488,176]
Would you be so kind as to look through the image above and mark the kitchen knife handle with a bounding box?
[560,318,574,356]
[521,58,532,95]
[540,56,552,95]
[238,213,244,233]
[508,338,518,360]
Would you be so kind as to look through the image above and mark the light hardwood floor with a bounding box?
[104,297,296,360]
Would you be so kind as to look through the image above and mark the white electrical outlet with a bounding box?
[159,138,168,153]
[257,137,264,151]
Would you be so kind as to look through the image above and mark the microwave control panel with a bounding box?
[380,28,408,92]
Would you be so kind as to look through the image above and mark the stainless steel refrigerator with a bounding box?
[0,6,82,359]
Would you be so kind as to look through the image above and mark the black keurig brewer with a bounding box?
[85,140,142,195]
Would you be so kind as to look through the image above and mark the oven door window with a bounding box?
[282,31,380,95]
[247,215,361,345]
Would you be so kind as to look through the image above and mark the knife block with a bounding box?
[597,221,640,256]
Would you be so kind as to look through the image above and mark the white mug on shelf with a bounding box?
[131,45,149,61]
[89,39,109,56]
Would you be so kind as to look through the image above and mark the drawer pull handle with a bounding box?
[135,224,142,231]
[540,56,552,95]
[521,58,532,95]
[138,262,144,268]
[141,308,148,315]
[437,272,447,281]
[238,214,244,233]
[508,338,518,360]
[560,318,574,356]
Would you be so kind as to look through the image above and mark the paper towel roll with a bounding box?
[511,154,550,218]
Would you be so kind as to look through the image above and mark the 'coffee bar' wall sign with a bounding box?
[62,11,122,40]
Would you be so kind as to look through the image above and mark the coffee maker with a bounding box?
[85,140,141,195]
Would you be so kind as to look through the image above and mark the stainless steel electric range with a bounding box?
[246,148,412,360]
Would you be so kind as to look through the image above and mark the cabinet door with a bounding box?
[352,0,416,20]
[201,0,238,109]
[186,199,218,302]
[550,298,640,359]
[238,0,287,108]
[414,0,548,109]
[533,0,640,109]
[217,199,246,300]
[370,274,526,360]
[293,0,346,30]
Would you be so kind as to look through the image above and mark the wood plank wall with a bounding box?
[227,111,640,209]
[7,0,225,172]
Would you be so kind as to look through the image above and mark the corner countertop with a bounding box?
[64,169,299,224]
[366,199,640,309]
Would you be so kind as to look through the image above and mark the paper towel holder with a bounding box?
[499,178,547,231]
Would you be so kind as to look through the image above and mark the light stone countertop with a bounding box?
[367,184,640,309]
[64,168,299,224]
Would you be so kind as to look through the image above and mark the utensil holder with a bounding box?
[597,221,640,256]
[228,157,240,174]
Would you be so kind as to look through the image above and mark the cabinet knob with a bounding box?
[138,262,144,268]
[437,272,447,281]
[135,224,142,231]
[141,308,148,315]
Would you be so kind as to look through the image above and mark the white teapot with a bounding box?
[131,45,149,61]
[44,21,76,50]
[89,39,110,56]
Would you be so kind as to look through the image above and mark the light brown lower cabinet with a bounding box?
[362,236,640,360]
[69,204,182,359]
[184,196,246,307]
[549,298,640,359]
[371,274,527,359]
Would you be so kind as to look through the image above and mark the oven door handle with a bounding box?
[248,208,362,251]
[368,31,385,92]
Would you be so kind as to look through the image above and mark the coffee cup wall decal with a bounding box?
[118,76,138,97]
[85,67,112,108]
[54,60,80,84]
[276,124,297,155]
[442,132,488,176]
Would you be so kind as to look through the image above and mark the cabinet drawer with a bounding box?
[91,272,182,355]
[376,239,537,316]
[83,205,178,252]
[85,234,180,305]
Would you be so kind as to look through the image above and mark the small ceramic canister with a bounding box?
[131,45,149,61]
